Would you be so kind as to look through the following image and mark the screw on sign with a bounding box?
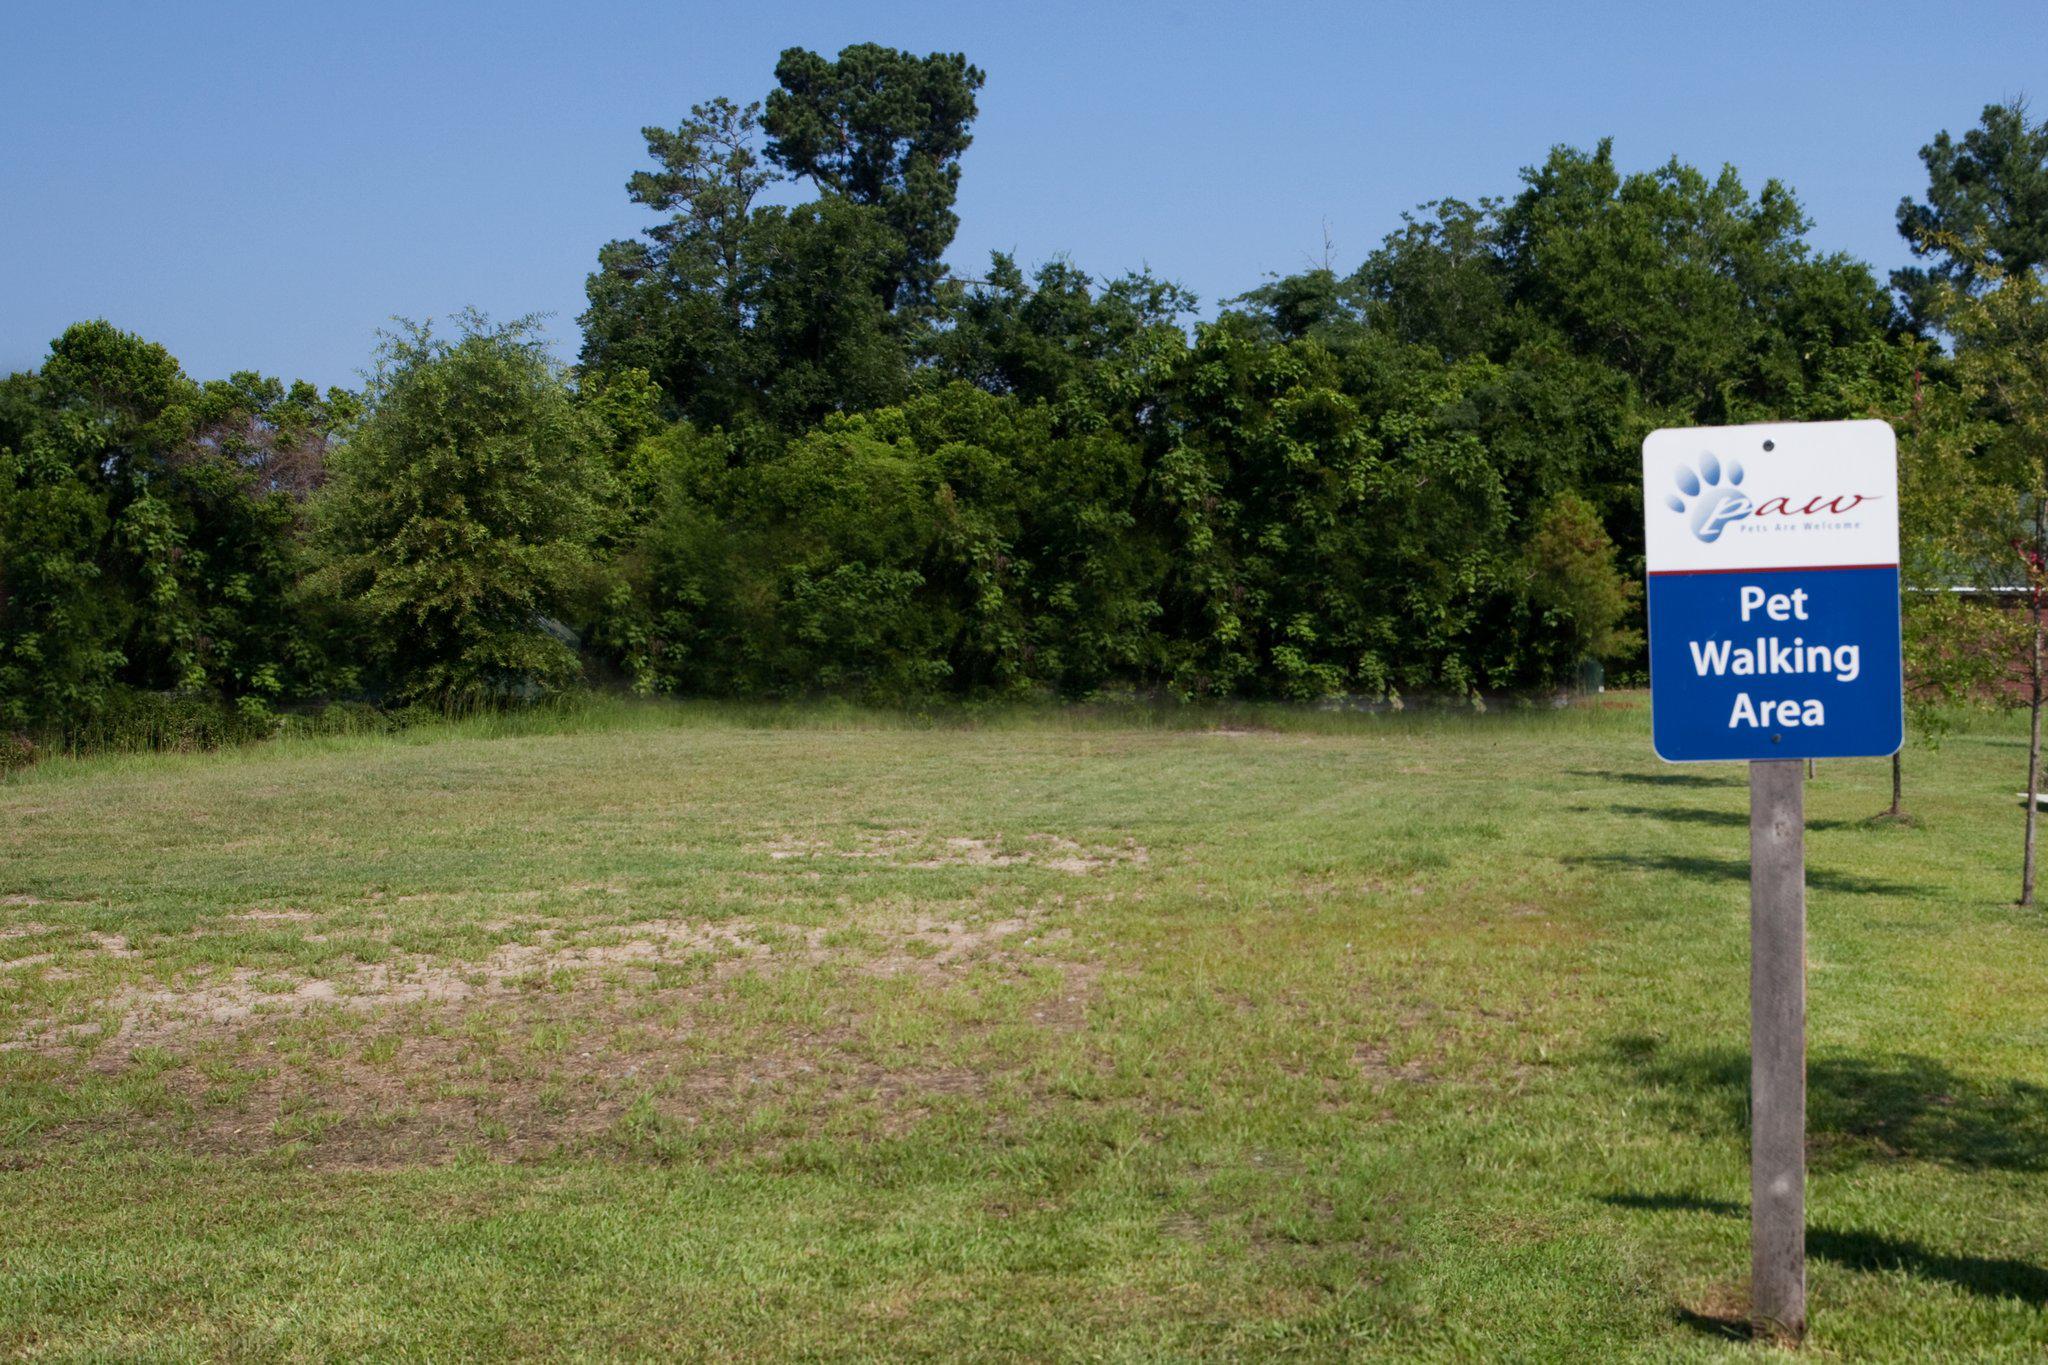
[1641,419,1904,1343]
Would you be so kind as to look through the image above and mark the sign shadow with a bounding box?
[1562,851,1915,896]
[1565,767,1742,789]
[1601,1192,2048,1310]
[1591,802,1857,833]
[1606,1035,2048,1173]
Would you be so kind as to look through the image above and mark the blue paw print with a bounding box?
[1664,452,1751,543]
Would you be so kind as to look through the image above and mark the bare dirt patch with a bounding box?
[1352,1043,1433,1084]
[0,895,93,916]
[1672,1282,1754,1341]
[391,882,631,906]
[20,923,1104,1169]
[85,932,136,958]
[116,1011,1046,1170]
[5,900,1072,1055]
[756,829,1148,874]
[3,860,1115,1169]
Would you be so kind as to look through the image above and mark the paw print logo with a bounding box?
[1664,452,1752,543]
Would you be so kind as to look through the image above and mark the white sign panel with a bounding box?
[1642,420,1900,575]
[1641,420,1903,762]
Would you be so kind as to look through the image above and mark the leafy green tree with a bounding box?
[930,253,1196,428]
[1896,99,2048,327]
[0,363,124,729]
[5,325,205,722]
[1247,144,1893,431]
[626,383,1159,700]
[1356,198,1507,359]
[1229,200,1509,359]
[1232,267,1369,347]
[632,99,779,303]
[1151,320,1512,700]
[24,84,1998,733]
[576,364,666,503]
[0,325,348,731]
[1904,99,2048,889]
[1497,141,1895,424]
[145,372,354,713]
[1862,365,2006,818]
[580,99,778,428]
[1518,491,1641,686]
[633,406,945,698]
[763,44,985,311]
[1446,342,1649,540]
[749,197,908,427]
[890,384,1159,694]
[311,315,616,706]
[582,97,909,432]
[1946,268,2048,903]
[1236,143,1901,585]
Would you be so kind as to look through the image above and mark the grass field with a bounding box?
[1,697,2043,1360]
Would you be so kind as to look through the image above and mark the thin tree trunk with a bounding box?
[2025,499,2046,907]
[1894,364,1921,826]
[2025,649,2041,906]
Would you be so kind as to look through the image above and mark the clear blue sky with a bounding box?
[4,1,2041,387]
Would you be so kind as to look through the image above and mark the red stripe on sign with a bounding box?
[1646,562,1898,578]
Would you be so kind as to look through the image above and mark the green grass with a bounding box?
[1,696,2043,1360]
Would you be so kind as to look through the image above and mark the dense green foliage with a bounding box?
[1895,98,2048,326]
[4,57,2043,742]
[0,323,350,733]
[310,316,616,707]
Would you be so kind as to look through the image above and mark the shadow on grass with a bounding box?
[1671,1304,1752,1341]
[1563,852,1916,896]
[1607,1037,2048,1173]
[1567,768,1742,789]
[1602,1193,2048,1307]
[1605,1192,1742,1216]
[1595,803,1856,833]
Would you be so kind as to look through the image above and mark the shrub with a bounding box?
[0,731,36,775]
[58,687,276,755]
[308,314,617,707]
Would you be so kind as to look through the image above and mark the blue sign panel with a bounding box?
[1643,421,1903,763]
[1647,566,1903,762]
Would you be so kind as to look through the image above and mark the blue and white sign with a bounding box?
[1643,420,1903,763]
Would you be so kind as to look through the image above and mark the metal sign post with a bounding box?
[1641,420,1903,1344]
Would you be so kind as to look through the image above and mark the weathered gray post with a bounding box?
[1749,758,1806,1341]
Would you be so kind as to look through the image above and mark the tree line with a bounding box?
[1,48,2041,766]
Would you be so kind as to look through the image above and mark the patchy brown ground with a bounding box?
[90,963,1102,1172]
[15,918,1107,1169]
[754,828,1149,874]
[3,832,1134,1170]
